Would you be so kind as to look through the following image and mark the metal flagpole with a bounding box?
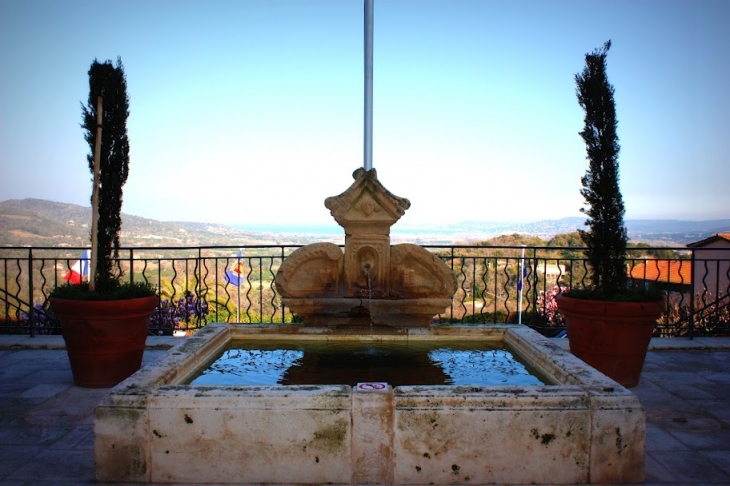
[236,252,241,323]
[518,246,525,325]
[364,0,374,171]
[237,279,241,323]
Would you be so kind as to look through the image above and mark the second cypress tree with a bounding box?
[574,40,628,299]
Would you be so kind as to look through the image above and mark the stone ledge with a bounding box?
[2,332,729,351]
[0,334,180,350]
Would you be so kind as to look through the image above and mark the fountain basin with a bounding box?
[96,323,645,484]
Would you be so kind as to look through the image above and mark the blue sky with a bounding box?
[1,0,728,227]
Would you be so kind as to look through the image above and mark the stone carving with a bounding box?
[275,168,456,327]
[324,167,410,233]
[274,243,343,298]
[389,244,456,299]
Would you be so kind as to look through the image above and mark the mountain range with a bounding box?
[1,198,728,248]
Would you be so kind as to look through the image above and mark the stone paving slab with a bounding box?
[0,334,180,350]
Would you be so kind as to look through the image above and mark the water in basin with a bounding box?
[189,340,547,386]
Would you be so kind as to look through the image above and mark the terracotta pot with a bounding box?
[555,294,662,388]
[50,295,158,388]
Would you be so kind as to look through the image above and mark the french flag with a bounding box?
[225,250,245,287]
[63,249,90,284]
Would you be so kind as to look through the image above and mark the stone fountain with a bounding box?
[275,167,456,327]
[94,172,647,486]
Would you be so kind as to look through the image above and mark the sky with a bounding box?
[1,0,728,229]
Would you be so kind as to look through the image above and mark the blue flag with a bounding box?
[225,251,245,286]
[517,264,527,291]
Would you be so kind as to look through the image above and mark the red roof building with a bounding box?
[628,260,692,286]
[686,233,730,303]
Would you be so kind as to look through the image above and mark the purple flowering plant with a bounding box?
[149,291,209,336]
[20,303,60,335]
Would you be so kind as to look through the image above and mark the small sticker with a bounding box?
[357,382,387,391]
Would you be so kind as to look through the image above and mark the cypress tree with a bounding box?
[81,58,130,293]
[575,40,628,298]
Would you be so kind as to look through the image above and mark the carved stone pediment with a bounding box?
[324,168,410,235]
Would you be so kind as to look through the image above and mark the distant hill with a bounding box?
[0,199,284,247]
[1,198,728,247]
[435,217,730,245]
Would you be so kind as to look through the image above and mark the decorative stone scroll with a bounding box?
[389,244,456,299]
[274,243,343,298]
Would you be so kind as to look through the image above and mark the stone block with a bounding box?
[95,400,150,482]
[392,386,591,485]
[352,383,394,483]
[146,386,352,484]
[587,387,646,483]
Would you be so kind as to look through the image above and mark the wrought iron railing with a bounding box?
[1,245,728,338]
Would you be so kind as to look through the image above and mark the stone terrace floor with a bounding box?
[0,334,729,486]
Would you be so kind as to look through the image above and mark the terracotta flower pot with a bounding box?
[50,295,158,388]
[555,293,662,388]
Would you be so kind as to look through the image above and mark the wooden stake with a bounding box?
[89,95,102,292]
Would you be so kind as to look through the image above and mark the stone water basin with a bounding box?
[96,323,645,484]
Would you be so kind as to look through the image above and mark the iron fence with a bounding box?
[1,244,728,338]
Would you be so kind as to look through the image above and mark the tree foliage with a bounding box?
[575,40,628,298]
[82,58,130,293]
[547,231,583,248]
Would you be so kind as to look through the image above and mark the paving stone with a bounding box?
[0,445,43,478]
[75,427,95,450]
[644,453,679,483]
[26,367,75,384]
[650,451,730,483]
[0,419,72,446]
[30,386,108,422]
[704,370,730,385]
[0,365,37,384]
[665,383,720,401]
[645,424,689,452]
[695,383,730,400]
[668,426,730,451]
[5,449,94,482]
[6,350,67,366]
[705,450,730,476]
[703,401,730,426]
[18,383,70,399]
[48,424,94,451]
[0,380,34,397]
[632,381,686,410]
[649,371,715,389]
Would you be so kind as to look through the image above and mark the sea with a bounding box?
[230,223,464,237]
[227,223,490,245]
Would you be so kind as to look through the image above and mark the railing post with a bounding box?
[28,248,34,338]
[689,249,696,339]
[129,248,134,285]
[198,247,203,321]
[530,247,538,325]
[450,247,455,323]
[280,246,286,323]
